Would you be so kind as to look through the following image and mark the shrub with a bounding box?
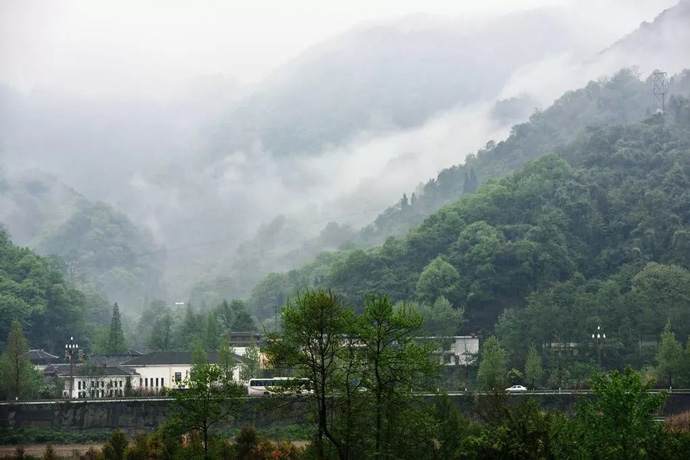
[665,411,690,432]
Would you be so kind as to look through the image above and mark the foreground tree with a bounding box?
[265,289,355,460]
[167,345,245,460]
[1,321,33,400]
[552,366,667,460]
[359,295,438,458]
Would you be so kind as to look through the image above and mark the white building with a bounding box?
[43,364,139,399]
[417,336,480,366]
[122,351,245,394]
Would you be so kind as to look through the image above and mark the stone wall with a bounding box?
[1,393,689,434]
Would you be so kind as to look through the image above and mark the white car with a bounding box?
[506,385,528,392]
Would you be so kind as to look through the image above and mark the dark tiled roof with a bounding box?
[43,364,138,377]
[88,354,142,366]
[122,351,244,366]
[26,349,59,363]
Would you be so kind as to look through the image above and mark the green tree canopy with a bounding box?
[415,257,461,306]
[477,336,507,391]
[107,303,127,354]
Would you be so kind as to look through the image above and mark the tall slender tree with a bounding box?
[1,320,32,399]
[107,303,127,354]
[656,321,683,388]
[524,346,543,390]
[477,336,506,391]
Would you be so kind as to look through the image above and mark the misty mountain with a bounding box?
[598,0,690,73]
[0,166,82,245]
[206,8,593,159]
[245,96,690,337]
[1,1,689,315]
[191,69,690,313]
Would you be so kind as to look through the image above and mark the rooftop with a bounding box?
[122,351,245,366]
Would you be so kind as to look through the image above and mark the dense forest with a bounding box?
[188,69,690,311]
[246,88,690,376]
[0,228,109,352]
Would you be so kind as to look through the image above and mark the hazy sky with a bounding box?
[0,0,677,99]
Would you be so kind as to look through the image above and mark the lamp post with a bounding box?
[591,326,605,371]
[65,337,79,399]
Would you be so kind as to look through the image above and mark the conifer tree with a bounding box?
[107,303,128,354]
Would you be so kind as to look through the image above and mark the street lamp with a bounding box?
[591,326,605,371]
[65,337,79,399]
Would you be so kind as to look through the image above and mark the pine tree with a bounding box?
[205,314,220,351]
[107,303,128,354]
[401,193,409,209]
[410,192,417,206]
[1,320,32,399]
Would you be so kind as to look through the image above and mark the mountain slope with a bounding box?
[206,9,589,158]
[245,92,690,334]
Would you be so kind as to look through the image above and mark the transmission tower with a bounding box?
[652,70,668,113]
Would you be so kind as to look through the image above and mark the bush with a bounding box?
[41,445,58,460]
[665,411,690,432]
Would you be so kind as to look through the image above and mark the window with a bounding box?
[140,378,142,387]
[155,378,159,387]
[145,378,148,387]
[174,372,182,383]
[161,378,164,387]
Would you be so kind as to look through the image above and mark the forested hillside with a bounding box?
[247,94,690,362]
[34,200,164,309]
[362,69,690,244]
[0,228,110,352]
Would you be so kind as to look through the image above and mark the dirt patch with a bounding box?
[0,444,102,458]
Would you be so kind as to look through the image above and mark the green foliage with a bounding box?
[415,296,465,337]
[107,303,128,354]
[36,200,163,308]
[552,366,668,460]
[0,428,112,445]
[415,257,461,306]
[0,229,89,352]
[205,314,220,351]
[167,345,246,459]
[524,346,543,390]
[41,444,58,460]
[656,321,684,388]
[102,430,128,460]
[240,339,261,382]
[1,320,36,400]
[477,337,506,390]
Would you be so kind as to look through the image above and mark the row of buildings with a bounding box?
[28,334,479,399]
[31,349,246,399]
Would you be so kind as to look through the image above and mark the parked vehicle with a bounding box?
[247,377,312,396]
[506,385,528,392]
